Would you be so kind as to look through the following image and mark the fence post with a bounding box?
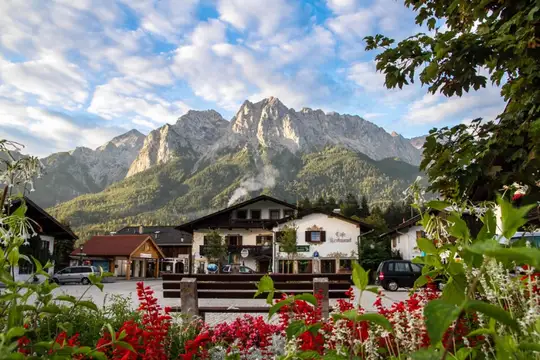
[180,278,199,317]
[313,277,329,319]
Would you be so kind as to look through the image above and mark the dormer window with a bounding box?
[236,210,247,219]
[270,210,280,220]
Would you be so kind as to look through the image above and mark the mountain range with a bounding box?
[18,97,425,240]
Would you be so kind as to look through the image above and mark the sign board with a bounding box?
[241,248,249,258]
[279,245,310,252]
[139,253,152,258]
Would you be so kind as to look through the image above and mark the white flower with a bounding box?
[440,250,451,261]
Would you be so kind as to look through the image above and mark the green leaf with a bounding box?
[465,300,519,332]
[441,275,466,305]
[356,313,393,332]
[410,348,442,360]
[322,350,348,359]
[89,351,108,360]
[6,327,26,340]
[307,323,323,335]
[426,200,450,211]
[116,341,136,353]
[297,350,322,359]
[467,328,493,337]
[77,300,99,312]
[447,213,470,241]
[266,291,275,305]
[518,342,540,352]
[424,299,461,344]
[333,309,361,322]
[365,287,379,295]
[269,298,292,319]
[54,295,77,304]
[295,294,317,306]
[454,347,474,360]
[477,208,497,241]
[417,238,437,255]
[255,275,274,298]
[352,262,368,291]
[498,196,536,240]
[7,247,20,267]
[286,320,307,339]
[41,304,62,314]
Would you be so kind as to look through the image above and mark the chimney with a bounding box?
[139,225,144,234]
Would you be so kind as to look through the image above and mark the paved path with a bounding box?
[53,280,411,325]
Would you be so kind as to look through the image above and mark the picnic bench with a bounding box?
[162,273,352,319]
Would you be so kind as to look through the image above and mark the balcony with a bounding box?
[199,245,272,258]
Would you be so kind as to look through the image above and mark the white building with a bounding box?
[273,210,371,273]
[177,195,372,273]
[178,195,296,273]
[380,215,424,260]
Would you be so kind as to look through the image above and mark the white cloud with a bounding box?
[0,52,89,109]
[347,61,386,93]
[88,77,190,124]
[217,0,295,37]
[0,99,126,156]
[327,10,373,43]
[404,86,505,125]
[326,0,359,14]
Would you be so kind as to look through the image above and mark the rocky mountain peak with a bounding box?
[391,131,399,137]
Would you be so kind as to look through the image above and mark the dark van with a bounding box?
[376,260,443,291]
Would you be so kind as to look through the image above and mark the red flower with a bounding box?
[512,192,524,201]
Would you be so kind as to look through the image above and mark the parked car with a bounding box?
[376,260,444,291]
[52,266,98,285]
[221,264,255,274]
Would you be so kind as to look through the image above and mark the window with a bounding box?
[60,268,72,274]
[283,209,294,218]
[226,235,242,246]
[256,235,273,245]
[392,238,397,248]
[298,260,312,273]
[339,259,352,271]
[270,210,281,220]
[250,209,261,220]
[394,262,411,272]
[321,260,336,273]
[279,260,294,274]
[40,239,50,251]
[306,231,325,242]
[416,231,426,239]
[236,210,247,219]
[240,266,251,273]
[411,263,422,273]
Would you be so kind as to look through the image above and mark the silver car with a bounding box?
[52,266,97,285]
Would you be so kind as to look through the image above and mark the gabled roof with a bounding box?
[115,226,193,246]
[379,214,422,238]
[272,208,373,231]
[176,195,297,231]
[9,197,77,240]
[71,235,164,257]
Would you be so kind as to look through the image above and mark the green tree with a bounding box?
[315,196,326,209]
[204,230,227,273]
[340,193,359,218]
[278,225,297,273]
[298,197,312,210]
[363,206,388,234]
[359,195,370,218]
[365,0,540,202]
[325,196,338,213]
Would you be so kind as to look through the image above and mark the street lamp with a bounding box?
[79,245,84,265]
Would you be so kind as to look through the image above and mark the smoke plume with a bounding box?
[227,165,278,206]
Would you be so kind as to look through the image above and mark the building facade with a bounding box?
[273,211,368,274]
[177,195,296,273]
[177,195,371,274]
[115,226,192,274]
[9,197,78,281]
[71,235,164,280]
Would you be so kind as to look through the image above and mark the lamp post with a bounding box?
[79,245,84,265]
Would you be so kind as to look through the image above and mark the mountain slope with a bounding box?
[30,130,145,207]
[49,145,420,241]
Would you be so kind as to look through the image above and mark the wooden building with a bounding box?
[71,235,164,280]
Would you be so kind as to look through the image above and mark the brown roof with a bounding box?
[71,235,155,257]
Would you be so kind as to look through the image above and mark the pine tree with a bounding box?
[326,197,338,213]
[340,193,359,218]
[315,196,326,209]
[359,196,370,218]
[298,197,312,210]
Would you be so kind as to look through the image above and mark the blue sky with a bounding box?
[0,0,505,157]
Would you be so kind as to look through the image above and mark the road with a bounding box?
[52,280,411,324]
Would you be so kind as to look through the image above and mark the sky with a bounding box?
[0,0,506,157]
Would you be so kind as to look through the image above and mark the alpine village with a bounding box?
[1,1,540,359]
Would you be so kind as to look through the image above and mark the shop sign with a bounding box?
[139,253,152,258]
[329,231,352,243]
[280,245,310,252]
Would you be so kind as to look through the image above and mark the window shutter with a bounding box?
[305,231,311,242]
[320,231,326,242]
[238,235,243,246]
[256,235,261,244]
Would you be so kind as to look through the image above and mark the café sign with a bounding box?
[329,231,352,243]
